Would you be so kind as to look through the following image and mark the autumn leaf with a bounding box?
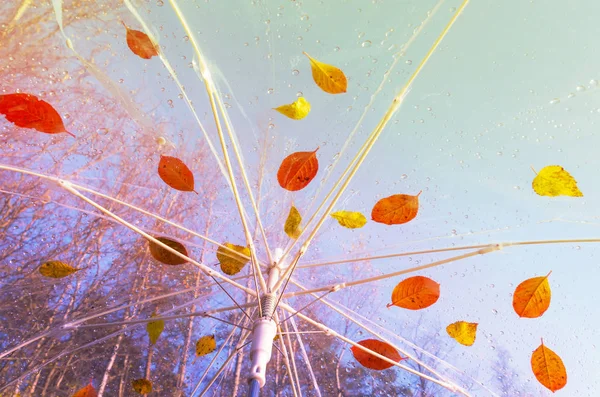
[196,335,217,356]
[330,210,367,229]
[0,93,75,137]
[158,155,197,193]
[122,21,159,59]
[372,192,421,225]
[531,339,567,392]
[72,384,97,397]
[284,206,302,239]
[217,243,251,275]
[148,236,188,265]
[513,272,552,318]
[274,97,311,120]
[38,261,80,278]
[351,339,406,370]
[303,52,347,94]
[387,275,440,310]
[532,165,583,197]
[146,312,164,345]
[277,149,319,191]
[131,378,153,394]
[446,321,478,346]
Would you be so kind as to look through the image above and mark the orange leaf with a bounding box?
[513,272,552,318]
[158,155,197,193]
[387,275,440,310]
[72,384,97,397]
[148,236,188,265]
[277,149,319,191]
[371,192,421,225]
[122,22,158,59]
[351,339,406,370]
[0,93,74,137]
[531,339,567,392]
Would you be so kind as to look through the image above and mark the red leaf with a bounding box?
[351,339,406,370]
[0,93,74,137]
[372,192,421,225]
[72,384,97,397]
[158,155,197,193]
[122,22,159,59]
[277,149,319,191]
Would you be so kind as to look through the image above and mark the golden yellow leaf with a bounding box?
[38,261,80,278]
[274,97,311,120]
[284,206,302,239]
[216,243,250,275]
[146,312,164,345]
[446,321,478,346]
[303,52,347,94]
[532,165,583,197]
[531,340,567,392]
[331,210,367,229]
[131,378,152,394]
[195,335,217,356]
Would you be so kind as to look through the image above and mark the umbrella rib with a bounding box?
[273,311,301,397]
[289,316,322,397]
[281,319,304,397]
[277,291,332,326]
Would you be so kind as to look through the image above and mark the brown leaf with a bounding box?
[131,378,153,394]
[157,155,197,193]
[372,192,421,225]
[148,236,188,265]
[387,275,440,310]
[122,22,159,59]
[531,339,567,392]
[0,93,74,137]
[38,261,80,278]
[277,149,319,191]
[351,339,405,370]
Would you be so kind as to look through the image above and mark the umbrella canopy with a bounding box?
[1,0,599,396]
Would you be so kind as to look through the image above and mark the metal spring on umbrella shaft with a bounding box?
[259,293,277,319]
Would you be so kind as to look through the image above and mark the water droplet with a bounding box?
[296,91,303,97]
[590,79,598,86]
[156,136,166,145]
[267,88,274,94]
[291,69,300,76]
[358,32,365,39]
[156,0,164,6]
[549,98,560,105]
[300,14,309,21]
[268,123,275,129]
[333,46,340,52]
[361,40,371,48]
[167,99,174,108]
[567,92,576,98]
[183,36,189,42]
[96,128,109,136]
[405,59,412,65]
[400,174,408,179]
[576,85,586,92]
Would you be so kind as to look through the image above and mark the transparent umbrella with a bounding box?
[1,0,599,396]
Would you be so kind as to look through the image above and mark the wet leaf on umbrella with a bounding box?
[531,340,567,392]
[196,335,217,356]
[146,312,164,345]
[217,243,250,275]
[303,52,347,94]
[131,378,153,394]
[148,236,188,265]
[387,275,440,310]
[72,384,97,397]
[372,192,421,225]
[122,22,159,59]
[513,272,552,318]
[274,96,311,120]
[331,210,367,229]
[284,206,302,239]
[351,339,405,370]
[158,155,197,193]
[38,261,80,278]
[532,165,583,197]
[446,321,478,346]
[0,93,75,137]
[277,149,319,191]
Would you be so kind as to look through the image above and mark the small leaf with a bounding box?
[387,275,440,310]
[131,378,153,394]
[72,384,97,397]
[513,272,552,318]
[217,243,251,275]
[158,155,197,193]
[284,206,302,239]
[303,52,347,94]
[39,261,80,278]
[274,97,311,120]
[351,339,405,370]
[0,93,74,137]
[331,210,367,229]
[122,21,159,59]
[196,335,217,356]
[531,340,567,392]
[146,313,164,345]
[446,321,478,346]
[532,165,583,197]
[148,236,188,265]
[277,149,319,191]
[372,192,421,225]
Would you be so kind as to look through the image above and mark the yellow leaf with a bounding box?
[331,210,367,229]
[274,97,311,120]
[446,321,478,346]
[532,165,583,197]
[196,335,217,356]
[284,206,302,239]
[216,243,250,275]
[146,312,164,345]
[131,378,152,394]
[38,261,80,278]
[303,52,347,94]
